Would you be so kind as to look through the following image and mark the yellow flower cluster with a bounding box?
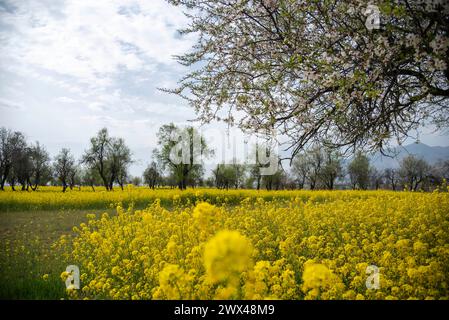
[57,190,449,300]
[1,185,424,212]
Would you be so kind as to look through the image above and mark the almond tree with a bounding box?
[82,128,132,191]
[166,0,449,158]
[384,167,399,190]
[399,154,430,191]
[54,148,75,193]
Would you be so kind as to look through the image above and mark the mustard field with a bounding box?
[0,186,385,211]
[1,187,448,300]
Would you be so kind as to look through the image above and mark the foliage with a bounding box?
[53,148,76,193]
[348,152,371,190]
[165,0,449,157]
[399,155,431,191]
[82,128,132,191]
[153,124,212,189]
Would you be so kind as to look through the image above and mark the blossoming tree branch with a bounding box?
[164,0,449,159]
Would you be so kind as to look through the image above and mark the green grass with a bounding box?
[0,209,114,299]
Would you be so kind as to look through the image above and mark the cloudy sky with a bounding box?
[0,0,202,175]
[0,0,448,176]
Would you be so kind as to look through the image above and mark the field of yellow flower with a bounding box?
[1,188,449,300]
[0,186,320,211]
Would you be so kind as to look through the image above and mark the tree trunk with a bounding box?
[108,178,114,191]
[1,166,10,190]
[101,174,109,191]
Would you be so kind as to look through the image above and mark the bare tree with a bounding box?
[143,161,161,189]
[248,164,262,190]
[262,168,286,190]
[54,148,76,192]
[0,128,13,190]
[29,142,51,191]
[307,147,324,190]
[320,149,343,190]
[399,155,431,191]
[1,129,28,191]
[7,132,29,191]
[82,128,112,190]
[292,153,310,189]
[384,168,399,191]
[81,167,102,191]
[431,160,449,183]
[68,165,80,190]
[370,167,384,190]
[109,138,132,190]
[82,128,132,191]
[131,176,142,187]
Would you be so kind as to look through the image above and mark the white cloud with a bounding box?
[0,97,23,109]
[0,0,199,176]
[0,0,195,90]
[54,96,77,103]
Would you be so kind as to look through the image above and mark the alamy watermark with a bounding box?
[168,126,279,176]
[364,5,380,30]
[65,265,80,290]
[363,1,448,31]
[366,265,380,290]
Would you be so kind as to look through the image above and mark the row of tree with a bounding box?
[292,149,449,191]
[1,126,448,192]
[203,150,449,191]
[0,127,132,192]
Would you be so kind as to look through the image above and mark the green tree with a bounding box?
[143,161,161,189]
[153,124,212,190]
[131,176,142,187]
[29,142,51,191]
[81,167,102,191]
[82,128,132,191]
[6,132,30,191]
[292,153,310,189]
[320,149,343,190]
[348,152,371,190]
[262,169,286,190]
[384,168,399,191]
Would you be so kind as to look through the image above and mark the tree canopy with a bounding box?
[166,0,449,158]
[153,123,212,189]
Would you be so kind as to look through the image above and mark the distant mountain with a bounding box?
[370,143,449,169]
